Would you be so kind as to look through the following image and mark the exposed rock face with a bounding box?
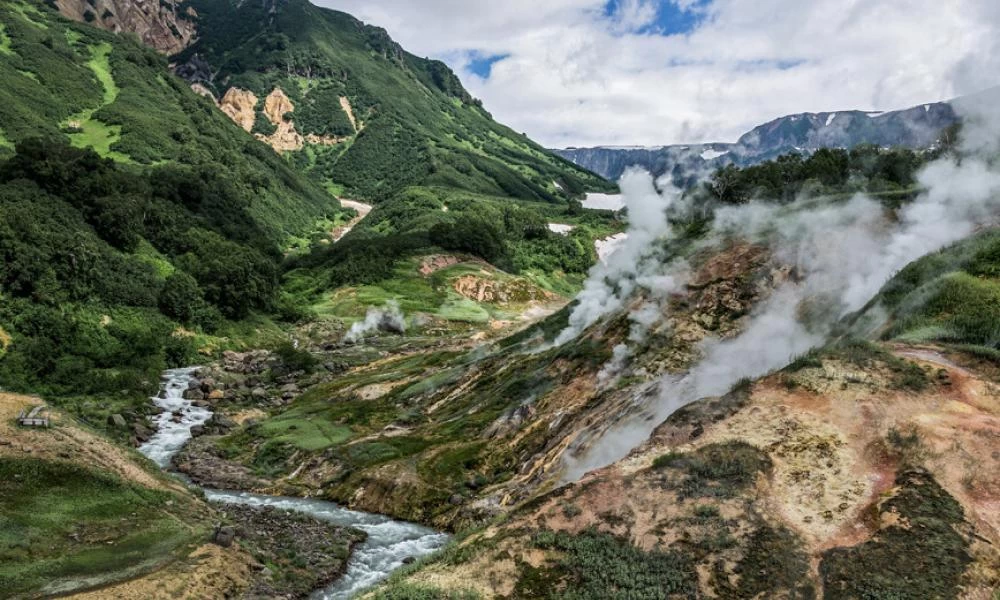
[453,275,557,304]
[213,86,348,153]
[419,255,462,276]
[55,0,198,55]
[252,88,301,152]
[218,88,258,132]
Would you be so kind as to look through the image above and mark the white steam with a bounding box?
[555,171,686,346]
[344,301,407,343]
[561,97,1000,479]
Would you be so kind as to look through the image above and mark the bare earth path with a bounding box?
[332,199,373,242]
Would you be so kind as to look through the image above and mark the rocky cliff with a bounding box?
[55,0,197,55]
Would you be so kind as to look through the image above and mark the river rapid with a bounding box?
[138,368,449,599]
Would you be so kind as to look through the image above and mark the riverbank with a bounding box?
[136,367,449,599]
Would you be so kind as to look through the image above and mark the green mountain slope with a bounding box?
[0,0,343,242]
[175,0,613,203]
[0,0,351,429]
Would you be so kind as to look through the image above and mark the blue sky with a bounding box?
[467,53,511,78]
[602,0,710,36]
[316,0,1000,147]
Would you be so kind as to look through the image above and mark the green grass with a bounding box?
[820,469,970,600]
[133,239,176,278]
[0,22,13,55]
[61,43,130,161]
[257,414,354,451]
[0,128,12,150]
[436,294,491,323]
[68,117,128,160]
[854,229,1000,354]
[0,458,201,597]
[88,43,119,106]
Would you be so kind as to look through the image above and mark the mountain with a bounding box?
[557,98,960,183]
[73,0,611,204]
[0,0,618,435]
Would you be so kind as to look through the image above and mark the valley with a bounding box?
[0,0,998,598]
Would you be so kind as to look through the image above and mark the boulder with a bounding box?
[132,423,152,442]
[190,425,205,437]
[107,414,127,428]
[200,378,216,393]
[251,387,268,399]
[208,389,225,400]
[212,525,236,548]
[183,389,205,401]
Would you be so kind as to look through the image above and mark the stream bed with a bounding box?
[138,368,449,599]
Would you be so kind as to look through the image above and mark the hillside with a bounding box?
[0,0,357,435]
[556,96,961,183]
[165,0,612,204]
[172,129,1000,597]
[0,392,255,597]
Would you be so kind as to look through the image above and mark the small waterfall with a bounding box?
[138,367,213,468]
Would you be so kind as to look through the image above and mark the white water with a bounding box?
[203,490,450,600]
[138,367,212,468]
[137,369,449,598]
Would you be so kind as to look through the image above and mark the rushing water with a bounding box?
[137,368,449,598]
[204,489,450,600]
[138,367,212,467]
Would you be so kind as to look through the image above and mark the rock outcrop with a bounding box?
[218,88,258,132]
[55,0,198,55]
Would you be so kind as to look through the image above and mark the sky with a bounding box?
[313,0,1000,149]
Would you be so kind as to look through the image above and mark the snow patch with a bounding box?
[700,148,728,161]
[582,193,626,211]
[825,113,836,127]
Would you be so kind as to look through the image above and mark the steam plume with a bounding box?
[561,94,1000,479]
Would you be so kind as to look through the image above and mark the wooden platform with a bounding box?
[17,405,49,428]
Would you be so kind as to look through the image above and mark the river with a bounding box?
[138,368,449,599]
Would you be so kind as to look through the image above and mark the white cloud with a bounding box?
[313,0,1000,148]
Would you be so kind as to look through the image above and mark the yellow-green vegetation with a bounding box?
[0,128,11,151]
[257,415,353,452]
[0,325,10,357]
[63,43,129,161]
[301,258,564,325]
[9,1,48,30]
[854,229,1000,352]
[820,469,971,600]
[0,458,205,597]
[0,22,13,56]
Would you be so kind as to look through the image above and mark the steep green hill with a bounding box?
[175,0,613,203]
[0,1,349,427]
[0,0,344,242]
